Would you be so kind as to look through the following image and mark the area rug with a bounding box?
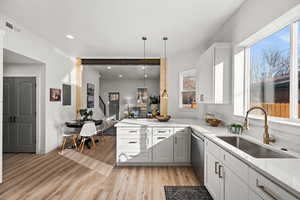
[164,186,213,200]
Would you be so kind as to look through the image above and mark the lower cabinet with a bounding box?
[174,128,191,163]
[205,152,223,200]
[117,127,191,165]
[205,139,298,200]
[223,166,249,200]
[152,128,174,163]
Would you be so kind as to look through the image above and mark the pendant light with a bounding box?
[161,36,168,99]
[142,36,147,88]
[137,37,147,104]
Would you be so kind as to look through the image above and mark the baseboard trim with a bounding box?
[117,162,191,167]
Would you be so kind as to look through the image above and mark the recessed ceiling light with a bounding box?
[144,74,148,78]
[107,66,111,70]
[66,34,75,40]
[142,66,145,70]
[119,74,123,78]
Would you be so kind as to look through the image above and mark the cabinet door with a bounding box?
[224,166,248,200]
[152,133,173,163]
[214,46,231,104]
[197,47,214,103]
[174,131,190,163]
[205,152,221,200]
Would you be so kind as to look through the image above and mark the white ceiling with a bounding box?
[88,65,160,80]
[0,0,245,57]
[4,49,42,64]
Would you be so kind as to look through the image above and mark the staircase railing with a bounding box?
[99,96,106,117]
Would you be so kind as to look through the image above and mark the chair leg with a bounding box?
[72,135,78,150]
[60,136,67,154]
[80,138,85,153]
[91,136,96,149]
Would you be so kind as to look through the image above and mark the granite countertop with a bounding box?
[116,118,300,198]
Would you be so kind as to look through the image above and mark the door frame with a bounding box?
[3,74,41,154]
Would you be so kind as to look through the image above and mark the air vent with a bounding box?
[5,21,20,32]
[5,21,13,29]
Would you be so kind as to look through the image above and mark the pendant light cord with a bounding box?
[143,37,147,88]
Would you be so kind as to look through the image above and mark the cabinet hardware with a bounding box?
[9,116,13,123]
[256,179,280,200]
[129,130,137,133]
[128,141,137,144]
[175,137,177,144]
[13,116,16,123]
[214,162,219,174]
[158,130,167,133]
[218,165,223,178]
[157,137,166,140]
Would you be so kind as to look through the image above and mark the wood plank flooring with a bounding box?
[0,136,200,200]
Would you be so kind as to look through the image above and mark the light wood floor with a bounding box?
[0,136,200,200]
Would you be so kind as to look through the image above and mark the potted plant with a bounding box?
[80,109,93,121]
[149,96,160,117]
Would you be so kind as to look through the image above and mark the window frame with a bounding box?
[242,21,299,121]
[179,69,197,109]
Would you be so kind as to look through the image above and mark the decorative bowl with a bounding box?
[207,119,221,127]
[156,115,171,122]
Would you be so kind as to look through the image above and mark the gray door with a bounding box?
[3,77,36,153]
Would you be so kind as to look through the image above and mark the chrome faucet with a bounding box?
[243,107,275,144]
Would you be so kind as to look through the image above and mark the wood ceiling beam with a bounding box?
[81,58,160,65]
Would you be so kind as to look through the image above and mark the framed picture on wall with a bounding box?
[50,88,61,102]
[62,84,71,105]
[87,83,95,108]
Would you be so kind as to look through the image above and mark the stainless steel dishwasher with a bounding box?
[191,130,205,184]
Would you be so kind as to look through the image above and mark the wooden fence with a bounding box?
[250,103,290,118]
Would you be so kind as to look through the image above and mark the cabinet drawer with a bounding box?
[117,128,147,138]
[248,168,298,200]
[118,138,148,151]
[205,139,221,160]
[153,128,173,136]
[174,127,189,133]
[222,150,248,183]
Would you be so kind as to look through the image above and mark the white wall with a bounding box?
[82,67,104,119]
[0,30,4,183]
[0,14,76,153]
[100,78,160,119]
[3,63,46,154]
[167,48,204,119]
[203,0,300,153]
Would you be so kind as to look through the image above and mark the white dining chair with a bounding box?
[79,122,98,153]
[60,124,79,154]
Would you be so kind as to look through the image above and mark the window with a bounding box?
[238,20,300,120]
[179,69,197,108]
[249,25,291,118]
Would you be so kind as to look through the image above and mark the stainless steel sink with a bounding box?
[217,136,295,158]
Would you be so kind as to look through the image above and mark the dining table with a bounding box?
[65,119,103,149]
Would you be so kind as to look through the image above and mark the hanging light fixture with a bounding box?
[142,36,147,88]
[137,36,147,104]
[161,36,168,99]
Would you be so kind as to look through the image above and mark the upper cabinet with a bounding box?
[197,43,231,104]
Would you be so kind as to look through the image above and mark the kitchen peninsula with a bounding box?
[116,118,300,199]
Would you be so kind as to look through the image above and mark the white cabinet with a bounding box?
[174,128,191,163]
[223,166,249,200]
[117,127,152,163]
[117,126,191,165]
[205,151,222,200]
[152,128,174,163]
[205,138,298,200]
[197,43,231,104]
